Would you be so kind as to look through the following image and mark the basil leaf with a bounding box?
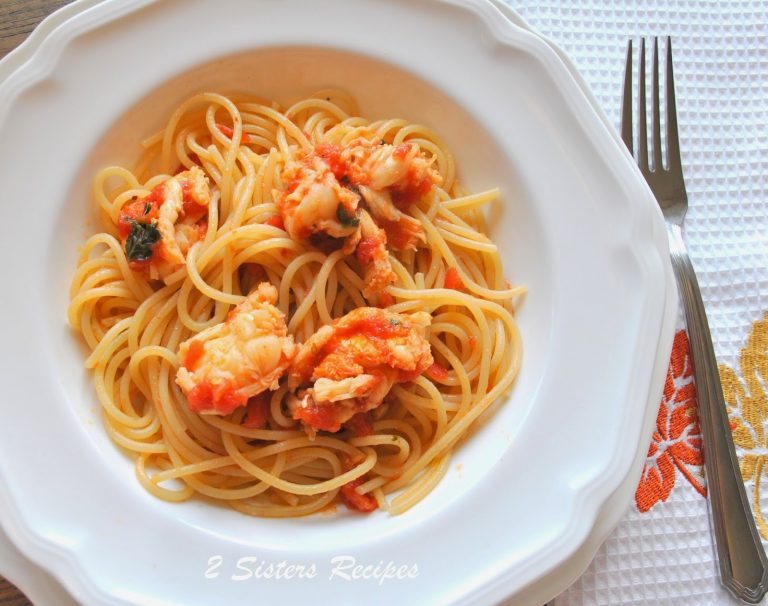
[125,220,161,261]
[336,205,359,227]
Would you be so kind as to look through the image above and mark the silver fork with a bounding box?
[621,37,768,603]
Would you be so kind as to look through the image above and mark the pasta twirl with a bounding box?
[67,91,524,517]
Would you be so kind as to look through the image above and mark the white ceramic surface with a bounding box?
[0,523,79,606]
[0,1,676,604]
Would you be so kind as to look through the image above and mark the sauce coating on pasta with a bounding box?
[68,91,524,517]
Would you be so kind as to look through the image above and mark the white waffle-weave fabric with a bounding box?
[503,1,768,604]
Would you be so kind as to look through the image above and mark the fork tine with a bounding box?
[651,37,663,170]
[637,38,649,171]
[621,39,633,153]
[665,37,682,171]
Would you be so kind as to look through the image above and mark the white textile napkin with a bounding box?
[504,1,768,604]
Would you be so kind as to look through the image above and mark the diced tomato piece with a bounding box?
[356,236,379,265]
[444,267,464,291]
[243,393,270,429]
[397,368,423,382]
[393,143,412,159]
[141,184,166,210]
[216,123,251,143]
[117,216,133,239]
[217,123,234,138]
[182,340,205,371]
[186,381,247,415]
[293,402,342,432]
[182,199,206,223]
[426,362,450,382]
[381,220,414,251]
[320,313,408,356]
[265,215,284,229]
[118,198,159,239]
[391,166,437,208]
[314,143,346,179]
[377,292,394,308]
[355,315,406,340]
[117,180,168,238]
[344,412,374,437]
[410,172,435,198]
[128,259,150,272]
[187,382,214,413]
[283,175,302,197]
[179,180,207,222]
[340,478,378,513]
[215,387,249,415]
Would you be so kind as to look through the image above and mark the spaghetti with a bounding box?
[67,91,524,517]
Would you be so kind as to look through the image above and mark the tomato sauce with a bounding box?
[344,412,374,437]
[186,381,247,414]
[186,382,213,412]
[377,292,395,308]
[182,340,205,371]
[391,166,436,208]
[392,143,411,159]
[117,197,160,239]
[444,267,464,291]
[216,388,248,414]
[314,143,345,180]
[217,123,235,138]
[293,402,342,433]
[242,393,270,429]
[310,313,411,376]
[340,478,378,513]
[331,313,408,343]
[355,236,380,265]
[181,182,207,223]
[426,362,450,382]
[379,218,415,251]
[127,259,151,272]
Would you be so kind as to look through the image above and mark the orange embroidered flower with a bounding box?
[635,330,706,513]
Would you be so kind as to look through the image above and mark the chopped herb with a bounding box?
[143,202,152,216]
[336,205,359,227]
[391,435,398,442]
[339,175,360,194]
[389,318,400,327]
[380,139,386,145]
[125,220,161,261]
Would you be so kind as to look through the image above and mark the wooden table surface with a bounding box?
[0,3,75,603]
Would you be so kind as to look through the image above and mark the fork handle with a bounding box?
[667,223,768,603]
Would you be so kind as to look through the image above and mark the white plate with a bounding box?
[0,522,79,606]
[0,1,676,605]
